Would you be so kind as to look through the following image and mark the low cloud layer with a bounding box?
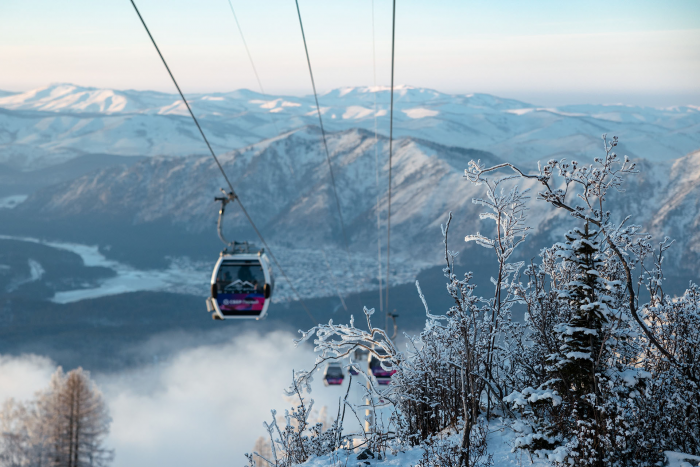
[0,354,55,403]
[1,331,355,466]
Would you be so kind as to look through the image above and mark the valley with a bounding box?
[1,83,698,375]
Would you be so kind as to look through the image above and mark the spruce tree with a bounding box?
[553,222,610,405]
[506,222,620,465]
[548,222,612,465]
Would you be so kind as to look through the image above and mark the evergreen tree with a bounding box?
[505,222,635,465]
[553,222,611,401]
[546,222,614,465]
[505,221,657,466]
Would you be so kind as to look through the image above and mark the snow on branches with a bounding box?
[465,135,637,227]
[291,306,399,402]
[249,134,699,467]
[475,135,700,466]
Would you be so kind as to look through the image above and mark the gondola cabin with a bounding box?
[369,349,396,386]
[207,253,274,320]
[323,362,345,386]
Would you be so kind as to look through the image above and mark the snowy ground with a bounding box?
[0,235,433,303]
[665,452,700,467]
[298,419,548,467]
[299,430,700,467]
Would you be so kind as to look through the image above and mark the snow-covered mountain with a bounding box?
[16,127,497,264]
[2,83,699,171]
[14,126,700,284]
[647,149,700,269]
[2,84,699,301]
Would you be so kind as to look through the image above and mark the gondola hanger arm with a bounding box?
[215,189,237,249]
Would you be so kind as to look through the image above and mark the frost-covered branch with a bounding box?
[292,306,399,403]
[465,134,676,365]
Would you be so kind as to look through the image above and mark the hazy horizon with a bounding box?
[1,0,699,108]
[2,81,699,109]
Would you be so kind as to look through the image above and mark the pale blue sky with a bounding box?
[1,0,699,105]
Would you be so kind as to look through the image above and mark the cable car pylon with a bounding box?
[385,0,397,318]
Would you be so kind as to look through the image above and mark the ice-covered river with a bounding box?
[0,235,209,303]
[0,235,431,303]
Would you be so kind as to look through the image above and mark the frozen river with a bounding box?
[0,235,433,304]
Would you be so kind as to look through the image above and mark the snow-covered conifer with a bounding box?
[554,223,611,395]
[484,136,698,466]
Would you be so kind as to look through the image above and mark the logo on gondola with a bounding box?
[223,280,257,293]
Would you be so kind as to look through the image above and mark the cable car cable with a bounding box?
[224,0,346,315]
[385,0,396,315]
[128,0,317,325]
[370,0,384,321]
[225,0,280,136]
[294,0,362,304]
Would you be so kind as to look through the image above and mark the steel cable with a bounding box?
[294,0,362,308]
[385,0,396,315]
[128,0,317,325]
[225,0,280,136]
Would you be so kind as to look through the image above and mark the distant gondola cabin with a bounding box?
[369,349,395,385]
[323,362,345,386]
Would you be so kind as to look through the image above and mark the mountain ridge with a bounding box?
[2,83,698,171]
[10,126,700,280]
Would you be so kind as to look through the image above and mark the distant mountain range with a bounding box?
[2,83,699,171]
[0,84,698,302]
[13,127,496,270]
[9,125,700,283]
[4,84,697,375]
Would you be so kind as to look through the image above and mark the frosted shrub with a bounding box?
[471,136,700,465]
[245,377,344,467]
[635,251,700,456]
[416,419,492,467]
[278,165,532,465]
[393,174,528,461]
[502,224,648,465]
[250,135,699,466]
